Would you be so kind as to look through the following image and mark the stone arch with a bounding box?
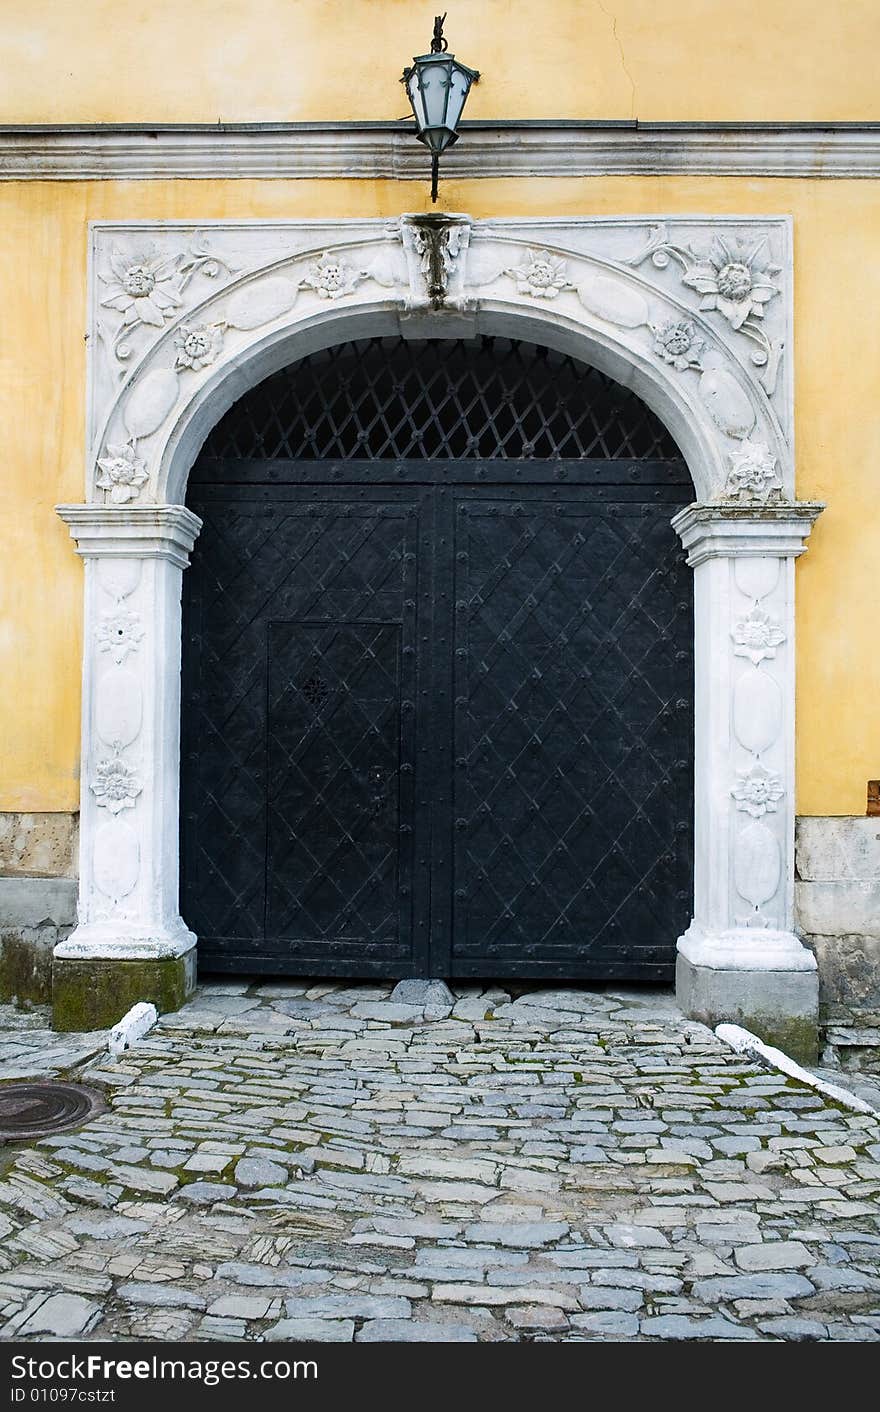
[84,216,791,510]
[54,216,822,1049]
[157,301,726,503]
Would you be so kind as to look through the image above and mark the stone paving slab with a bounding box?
[0,984,878,1342]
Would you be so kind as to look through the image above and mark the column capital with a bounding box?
[672,501,824,567]
[56,504,202,568]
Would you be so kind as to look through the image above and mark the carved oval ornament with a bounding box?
[577,275,649,329]
[97,559,141,602]
[733,670,782,755]
[226,277,299,330]
[364,250,408,290]
[734,820,781,908]
[93,820,140,901]
[123,368,180,440]
[734,556,781,603]
[698,365,756,439]
[95,668,142,749]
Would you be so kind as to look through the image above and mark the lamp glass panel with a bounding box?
[444,65,472,132]
[405,70,429,130]
[419,60,451,132]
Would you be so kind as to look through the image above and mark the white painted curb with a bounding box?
[715,1022,879,1118]
[108,1002,158,1056]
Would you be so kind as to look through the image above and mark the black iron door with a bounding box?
[181,490,431,975]
[182,338,694,980]
[446,488,691,977]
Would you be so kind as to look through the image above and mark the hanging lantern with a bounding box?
[401,14,480,203]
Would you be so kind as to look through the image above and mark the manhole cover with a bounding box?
[0,1082,106,1140]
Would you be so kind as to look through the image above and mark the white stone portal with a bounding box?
[56,215,822,1033]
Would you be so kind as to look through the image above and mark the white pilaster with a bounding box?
[673,503,823,976]
[54,505,202,963]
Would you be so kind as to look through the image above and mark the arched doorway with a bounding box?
[180,335,694,981]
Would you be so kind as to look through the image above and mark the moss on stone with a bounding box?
[52,955,192,1032]
[0,932,54,1004]
[745,1011,819,1066]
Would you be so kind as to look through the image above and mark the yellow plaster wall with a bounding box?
[1,175,877,816]
[0,0,879,125]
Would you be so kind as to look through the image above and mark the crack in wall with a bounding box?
[595,0,637,119]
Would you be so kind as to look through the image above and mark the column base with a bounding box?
[676,924,819,1064]
[52,921,197,1031]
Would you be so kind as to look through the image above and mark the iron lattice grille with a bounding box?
[200,336,681,462]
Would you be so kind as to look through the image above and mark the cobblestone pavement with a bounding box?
[1,981,879,1343]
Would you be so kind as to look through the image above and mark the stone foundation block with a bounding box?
[0,812,78,877]
[795,817,880,1017]
[800,933,880,1014]
[52,953,195,1032]
[676,954,819,1064]
[0,928,57,1004]
[0,876,78,1004]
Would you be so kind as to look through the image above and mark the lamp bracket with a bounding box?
[404,213,467,308]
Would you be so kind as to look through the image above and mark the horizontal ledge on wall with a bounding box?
[2,121,880,180]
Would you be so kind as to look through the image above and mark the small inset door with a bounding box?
[266,620,407,959]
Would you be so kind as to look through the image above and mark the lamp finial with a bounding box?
[430,14,448,54]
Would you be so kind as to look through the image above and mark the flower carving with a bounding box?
[725,440,780,501]
[506,250,571,299]
[91,757,143,815]
[650,318,705,371]
[96,610,145,664]
[301,252,365,300]
[98,232,237,367]
[680,236,780,332]
[731,607,786,665]
[627,225,784,394]
[99,243,182,329]
[96,442,149,504]
[731,763,785,818]
[174,322,224,371]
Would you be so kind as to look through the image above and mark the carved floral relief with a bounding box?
[89,217,792,508]
[90,754,143,815]
[301,251,367,300]
[95,443,149,504]
[98,232,236,366]
[650,318,705,371]
[678,236,780,332]
[99,243,182,330]
[96,609,145,664]
[174,323,224,371]
[728,540,791,924]
[725,440,780,500]
[505,250,572,299]
[88,555,146,916]
[731,762,785,819]
[627,224,784,396]
[731,606,786,665]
